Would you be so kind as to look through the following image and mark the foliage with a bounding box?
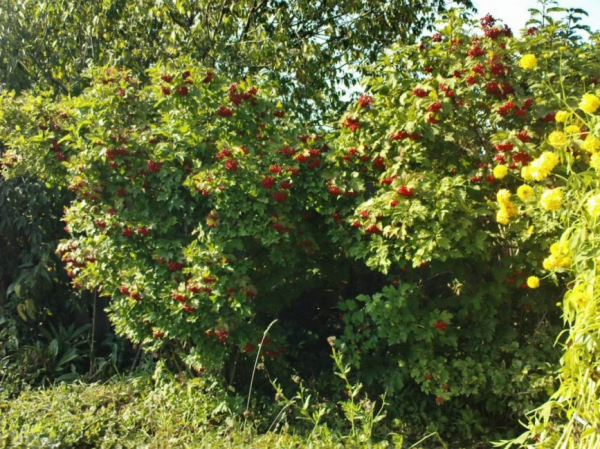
[3,0,600,446]
[0,373,395,448]
[0,0,473,119]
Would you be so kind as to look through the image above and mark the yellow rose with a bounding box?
[519,54,538,70]
[540,188,563,211]
[555,110,569,123]
[517,185,534,201]
[521,166,533,181]
[526,276,540,289]
[548,131,567,148]
[493,165,508,179]
[587,193,600,217]
[579,93,600,114]
[582,135,600,153]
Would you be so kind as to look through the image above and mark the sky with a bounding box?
[470,0,600,34]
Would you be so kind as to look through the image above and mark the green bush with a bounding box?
[0,371,397,449]
[3,2,600,446]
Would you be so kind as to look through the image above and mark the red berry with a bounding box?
[171,292,186,303]
[365,225,381,234]
[217,106,233,117]
[273,191,287,202]
[358,94,373,108]
[397,186,414,198]
[224,159,239,171]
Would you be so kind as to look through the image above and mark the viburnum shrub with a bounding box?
[1,63,338,372]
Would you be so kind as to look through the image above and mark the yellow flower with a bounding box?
[587,193,600,217]
[550,241,569,258]
[544,241,571,270]
[566,284,588,308]
[493,165,508,179]
[543,255,558,270]
[555,110,570,123]
[526,276,540,289]
[590,153,600,170]
[496,209,510,225]
[564,124,581,135]
[521,166,533,181]
[548,131,567,148]
[517,185,534,201]
[501,201,518,218]
[496,189,512,205]
[543,254,570,270]
[582,135,600,153]
[529,151,559,181]
[519,54,538,70]
[579,93,600,114]
[540,188,563,211]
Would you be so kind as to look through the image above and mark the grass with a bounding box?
[0,373,407,449]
